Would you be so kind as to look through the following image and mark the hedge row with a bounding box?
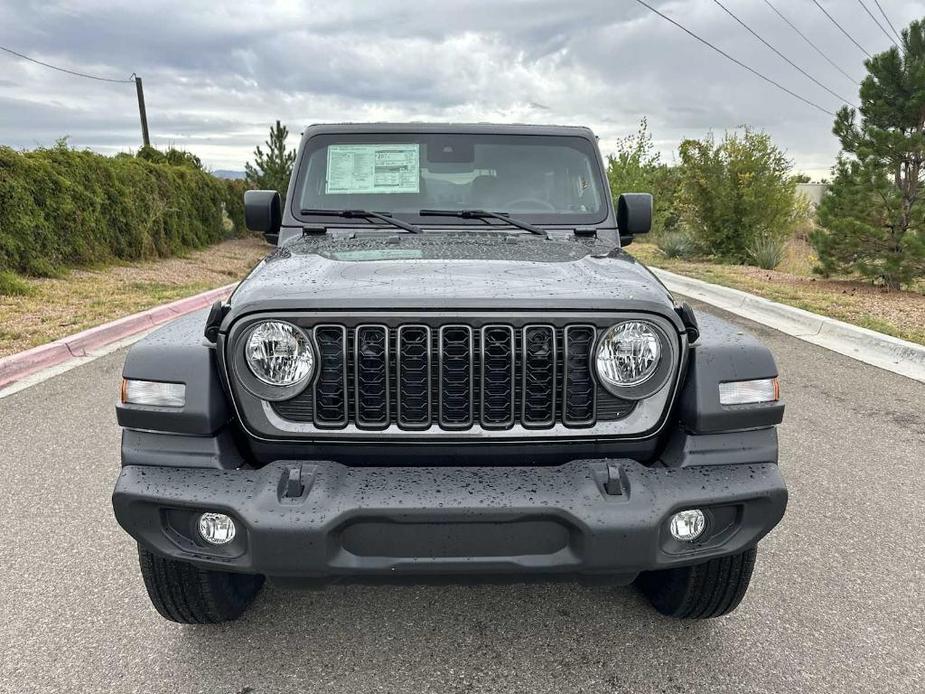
[0,143,248,277]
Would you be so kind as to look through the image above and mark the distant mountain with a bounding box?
[213,169,246,180]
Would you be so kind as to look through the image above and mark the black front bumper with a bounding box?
[112,459,787,581]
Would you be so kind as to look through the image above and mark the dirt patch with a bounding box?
[0,236,270,358]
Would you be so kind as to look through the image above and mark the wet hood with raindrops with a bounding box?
[227,232,682,329]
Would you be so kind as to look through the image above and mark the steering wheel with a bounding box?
[503,198,556,212]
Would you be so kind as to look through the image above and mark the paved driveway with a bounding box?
[2,302,922,693]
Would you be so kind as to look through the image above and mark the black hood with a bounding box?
[226,232,680,326]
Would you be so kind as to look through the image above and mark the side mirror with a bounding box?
[244,190,282,244]
[616,193,652,246]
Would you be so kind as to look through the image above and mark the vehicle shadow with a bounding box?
[173,576,725,691]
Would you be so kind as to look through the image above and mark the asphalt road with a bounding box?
[2,302,923,694]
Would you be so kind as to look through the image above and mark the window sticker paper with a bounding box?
[325,144,420,194]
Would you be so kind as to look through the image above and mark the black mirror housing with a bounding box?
[617,193,653,245]
[244,190,282,242]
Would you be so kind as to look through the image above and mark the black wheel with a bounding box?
[636,547,757,619]
[137,545,264,624]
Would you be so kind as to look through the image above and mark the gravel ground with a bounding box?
[1,302,923,693]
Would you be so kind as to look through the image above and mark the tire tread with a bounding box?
[137,545,263,624]
[637,547,758,619]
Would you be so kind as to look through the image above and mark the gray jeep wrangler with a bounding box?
[112,123,787,623]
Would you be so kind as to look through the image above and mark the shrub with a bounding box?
[746,236,786,270]
[606,118,681,235]
[220,178,250,236]
[0,270,33,296]
[677,128,801,263]
[0,143,230,276]
[657,231,695,259]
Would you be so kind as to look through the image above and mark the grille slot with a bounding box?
[354,325,389,428]
[480,325,515,428]
[522,325,556,427]
[270,321,637,431]
[397,326,432,428]
[563,325,597,426]
[439,325,474,429]
[313,325,348,427]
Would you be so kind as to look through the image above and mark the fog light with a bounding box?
[198,512,236,545]
[669,509,706,542]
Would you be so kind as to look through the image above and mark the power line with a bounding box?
[0,45,135,83]
[811,0,872,58]
[712,0,856,106]
[763,0,858,85]
[873,0,904,44]
[632,0,835,116]
[857,0,901,49]
[0,44,149,146]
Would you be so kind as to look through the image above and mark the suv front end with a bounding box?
[112,123,787,623]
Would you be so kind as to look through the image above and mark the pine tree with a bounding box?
[812,20,925,290]
[245,121,296,204]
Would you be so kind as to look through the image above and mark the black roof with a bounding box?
[301,122,596,138]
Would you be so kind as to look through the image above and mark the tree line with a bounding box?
[608,19,924,291]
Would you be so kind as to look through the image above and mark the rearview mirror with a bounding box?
[244,190,282,244]
[617,193,652,246]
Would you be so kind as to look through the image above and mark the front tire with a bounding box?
[636,547,757,619]
[137,545,264,624]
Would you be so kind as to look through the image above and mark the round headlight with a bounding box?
[245,321,314,387]
[596,321,662,390]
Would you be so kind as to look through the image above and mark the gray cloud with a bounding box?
[1,0,922,177]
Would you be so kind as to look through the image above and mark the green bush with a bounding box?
[746,236,787,270]
[220,178,250,236]
[606,118,682,235]
[0,142,230,277]
[677,128,801,263]
[657,231,695,259]
[0,269,33,296]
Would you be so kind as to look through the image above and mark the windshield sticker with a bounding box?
[325,144,420,195]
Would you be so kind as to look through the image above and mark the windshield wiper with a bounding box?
[301,208,423,234]
[419,209,547,237]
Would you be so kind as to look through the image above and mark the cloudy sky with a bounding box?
[1,0,922,178]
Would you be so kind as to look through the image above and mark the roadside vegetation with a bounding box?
[633,241,925,345]
[0,120,297,355]
[0,236,268,358]
[3,26,922,356]
[611,19,925,343]
[0,140,249,286]
[245,120,297,207]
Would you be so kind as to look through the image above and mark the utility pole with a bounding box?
[134,76,150,147]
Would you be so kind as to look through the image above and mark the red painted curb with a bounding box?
[0,283,236,390]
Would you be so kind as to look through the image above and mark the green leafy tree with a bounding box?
[606,118,680,234]
[677,127,799,263]
[245,120,296,204]
[812,20,925,290]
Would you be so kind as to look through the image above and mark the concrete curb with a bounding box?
[0,283,236,390]
[651,267,925,384]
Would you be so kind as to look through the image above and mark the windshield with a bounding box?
[293,132,607,226]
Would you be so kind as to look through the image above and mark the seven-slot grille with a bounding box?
[272,323,635,430]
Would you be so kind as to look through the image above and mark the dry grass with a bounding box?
[631,241,925,345]
[0,236,270,358]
